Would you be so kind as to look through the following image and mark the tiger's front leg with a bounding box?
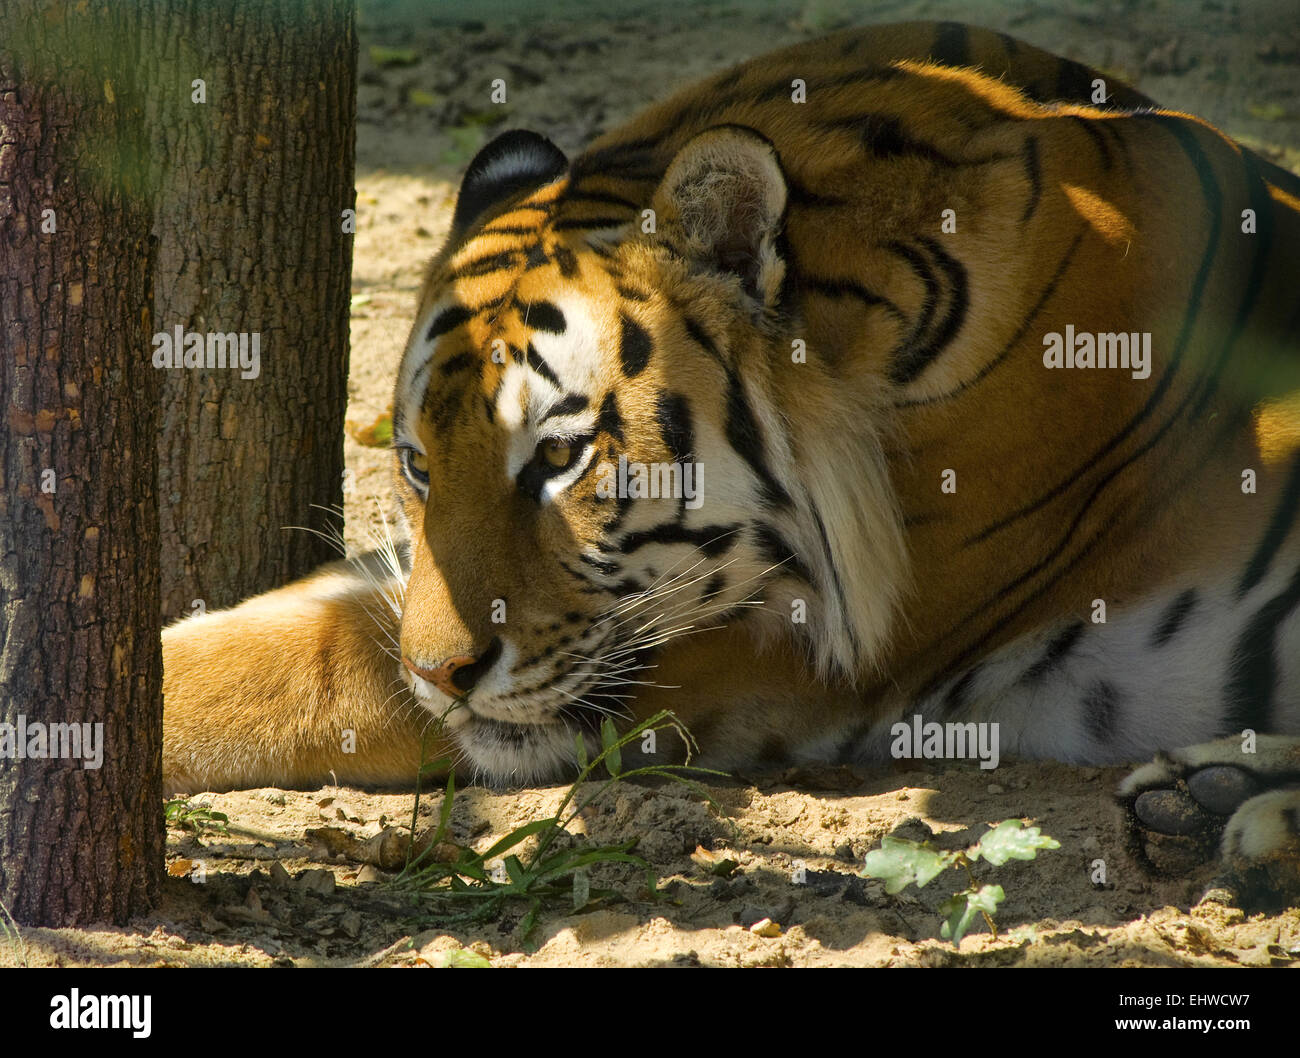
[162,556,444,796]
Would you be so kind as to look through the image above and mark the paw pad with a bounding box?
[1133,789,1215,836]
[1185,765,1257,816]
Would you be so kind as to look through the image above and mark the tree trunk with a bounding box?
[0,1,163,925]
[145,0,357,620]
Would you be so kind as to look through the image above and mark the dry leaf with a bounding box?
[346,410,393,447]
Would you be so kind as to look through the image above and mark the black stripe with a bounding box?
[1082,680,1121,746]
[561,188,640,211]
[541,393,589,421]
[569,443,604,491]
[479,224,537,236]
[599,494,636,537]
[1190,148,1275,417]
[426,305,473,342]
[725,371,791,507]
[809,502,857,656]
[797,275,904,322]
[966,113,1221,545]
[714,67,745,93]
[596,391,624,443]
[1020,137,1042,224]
[1150,589,1199,647]
[889,236,969,386]
[1098,120,1134,172]
[1054,57,1099,104]
[1069,115,1113,170]
[655,392,695,463]
[753,524,814,584]
[1021,620,1086,683]
[473,295,507,315]
[579,553,621,577]
[497,203,554,215]
[1258,151,1300,198]
[427,383,466,431]
[619,314,653,377]
[454,250,518,278]
[819,113,959,167]
[785,178,851,209]
[895,228,1086,407]
[525,343,560,388]
[520,299,566,334]
[438,351,477,377]
[524,243,549,270]
[616,284,650,302]
[1224,562,1300,735]
[930,22,971,67]
[569,136,663,179]
[752,66,903,106]
[616,522,741,557]
[1237,452,1300,599]
[552,215,631,232]
[553,244,580,278]
[941,666,980,717]
[683,316,727,367]
[559,561,616,592]
[886,239,937,376]
[655,237,687,261]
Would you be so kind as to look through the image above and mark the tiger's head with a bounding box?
[391,127,908,782]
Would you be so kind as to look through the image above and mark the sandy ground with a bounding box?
[7,0,1300,968]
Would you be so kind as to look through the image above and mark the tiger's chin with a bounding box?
[442,708,582,787]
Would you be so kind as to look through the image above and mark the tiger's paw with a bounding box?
[1118,735,1300,908]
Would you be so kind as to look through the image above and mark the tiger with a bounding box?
[162,21,1300,903]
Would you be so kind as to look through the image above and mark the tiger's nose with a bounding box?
[402,638,501,697]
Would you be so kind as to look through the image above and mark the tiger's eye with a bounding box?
[409,450,429,474]
[543,440,572,469]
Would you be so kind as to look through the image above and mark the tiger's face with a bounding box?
[388,127,819,782]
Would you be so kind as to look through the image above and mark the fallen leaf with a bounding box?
[691,845,740,877]
[346,411,393,447]
[1247,102,1289,121]
[369,45,419,67]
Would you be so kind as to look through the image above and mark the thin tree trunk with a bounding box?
[145,0,357,620]
[0,1,163,926]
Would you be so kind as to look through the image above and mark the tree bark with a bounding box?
[0,1,163,926]
[145,0,357,620]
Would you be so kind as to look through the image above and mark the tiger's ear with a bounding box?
[452,129,568,233]
[651,125,787,306]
